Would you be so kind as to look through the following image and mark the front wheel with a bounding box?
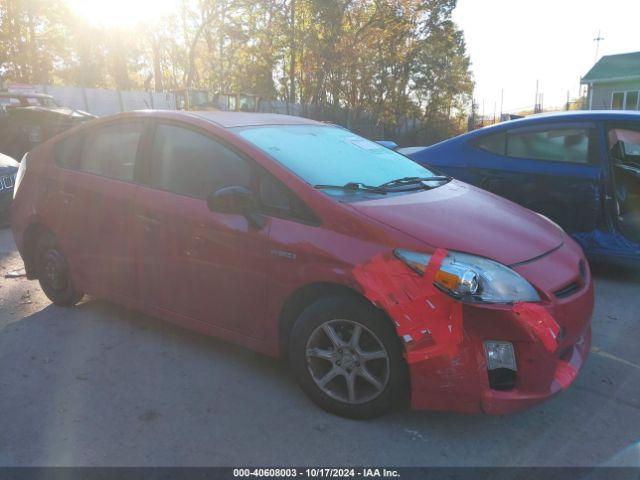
[35,233,83,307]
[289,295,407,419]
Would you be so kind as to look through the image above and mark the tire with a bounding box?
[34,232,83,307]
[289,294,408,419]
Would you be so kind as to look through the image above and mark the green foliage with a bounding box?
[0,0,72,84]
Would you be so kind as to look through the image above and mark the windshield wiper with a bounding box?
[314,182,388,195]
[378,176,451,189]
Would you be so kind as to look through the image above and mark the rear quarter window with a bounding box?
[472,132,507,155]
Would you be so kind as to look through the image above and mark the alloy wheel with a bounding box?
[305,319,390,404]
[42,249,68,292]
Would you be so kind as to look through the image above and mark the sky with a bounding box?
[65,0,176,27]
[454,0,640,114]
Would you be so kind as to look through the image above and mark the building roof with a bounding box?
[191,111,321,128]
[582,51,640,84]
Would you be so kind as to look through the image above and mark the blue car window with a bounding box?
[506,127,593,164]
[474,132,506,155]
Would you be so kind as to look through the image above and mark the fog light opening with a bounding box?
[484,340,517,391]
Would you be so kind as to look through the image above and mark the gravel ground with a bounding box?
[0,226,638,467]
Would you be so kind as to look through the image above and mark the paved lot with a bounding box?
[0,226,638,467]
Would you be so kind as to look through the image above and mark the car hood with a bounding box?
[350,180,564,266]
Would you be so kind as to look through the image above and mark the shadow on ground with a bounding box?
[0,294,638,467]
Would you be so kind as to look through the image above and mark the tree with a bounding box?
[0,0,71,84]
[0,0,473,145]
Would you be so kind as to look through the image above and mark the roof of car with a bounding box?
[402,110,640,152]
[190,111,322,128]
[466,110,640,136]
[0,91,54,99]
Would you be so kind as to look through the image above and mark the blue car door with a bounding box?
[461,122,603,234]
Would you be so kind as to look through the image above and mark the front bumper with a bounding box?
[408,274,594,414]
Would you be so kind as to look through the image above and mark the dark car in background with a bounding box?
[0,92,95,160]
[403,111,640,264]
[0,92,60,110]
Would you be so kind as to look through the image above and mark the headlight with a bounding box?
[394,249,540,304]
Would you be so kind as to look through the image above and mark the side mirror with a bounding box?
[207,186,265,229]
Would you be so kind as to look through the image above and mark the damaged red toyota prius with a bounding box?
[11,111,593,418]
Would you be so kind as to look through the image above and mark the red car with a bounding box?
[11,111,594,418]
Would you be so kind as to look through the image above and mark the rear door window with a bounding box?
[79,122,144,181]
[149,123,251,200]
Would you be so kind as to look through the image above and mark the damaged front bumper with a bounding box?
[353,243,594,415]
[408,287,593,414]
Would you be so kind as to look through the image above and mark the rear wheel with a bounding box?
[289,295,407,419]
[35,233,83,306]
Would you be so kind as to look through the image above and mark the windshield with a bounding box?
[235,124,436,187]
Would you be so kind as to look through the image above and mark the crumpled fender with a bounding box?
[353,248,463,364]
[353,249,563,372]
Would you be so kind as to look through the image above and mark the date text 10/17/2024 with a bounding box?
[233,468,401,478]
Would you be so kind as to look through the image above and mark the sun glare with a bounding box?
[65,0,177,27]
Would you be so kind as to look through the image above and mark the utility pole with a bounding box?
[594,30,605,62]
[499,89,504,121]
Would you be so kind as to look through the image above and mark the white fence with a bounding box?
[28,84,301,117]
[15,84,397,139]
[29,84,176,116]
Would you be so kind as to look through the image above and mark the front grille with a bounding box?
[579,259,586,280]
[554,260,586,299]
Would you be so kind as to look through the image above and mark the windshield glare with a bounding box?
[235,125,436,188]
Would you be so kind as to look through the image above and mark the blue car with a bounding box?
[403,111,640,264]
